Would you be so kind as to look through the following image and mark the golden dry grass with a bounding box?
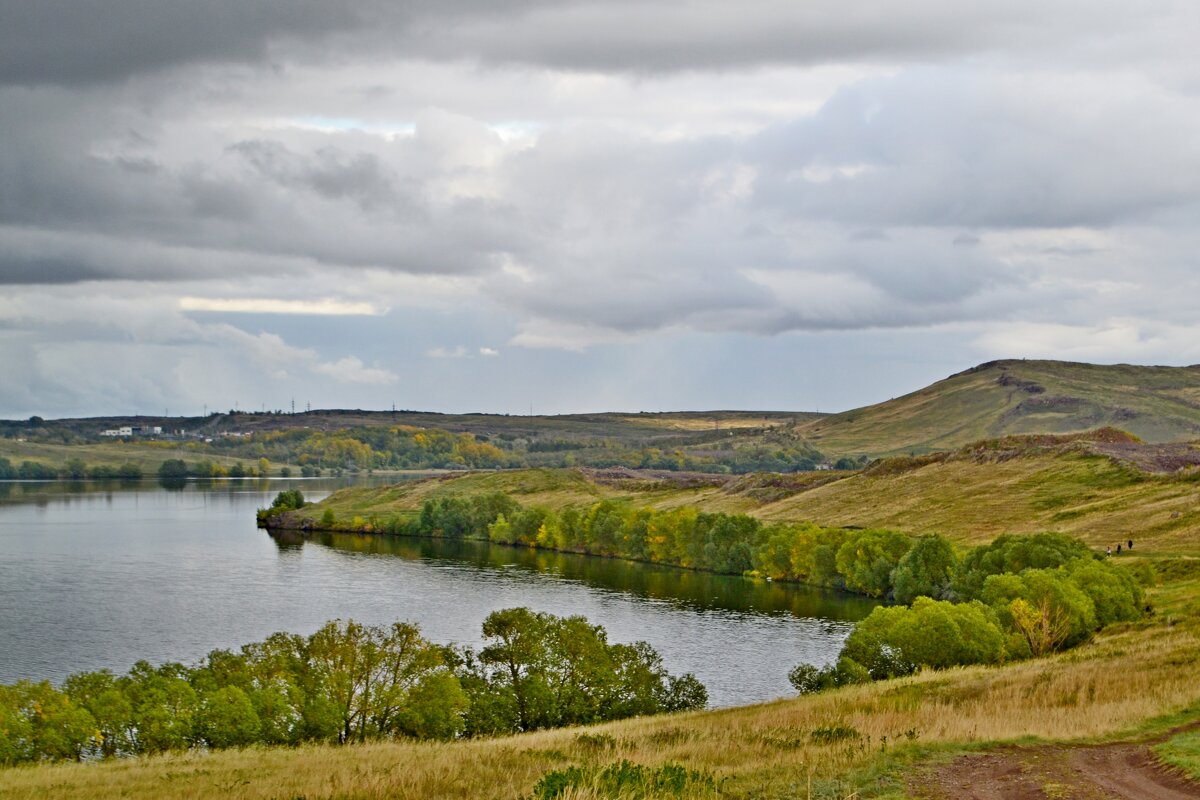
[3,606,1197,800]
[793,360,1200,456]
[758,455,1200,554]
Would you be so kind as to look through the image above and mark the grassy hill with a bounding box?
[283,430,1200,556]
[797,360,1200,457]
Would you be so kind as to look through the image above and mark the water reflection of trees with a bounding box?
[268,531,878,622]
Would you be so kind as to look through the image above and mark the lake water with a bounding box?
[0,479,877,707]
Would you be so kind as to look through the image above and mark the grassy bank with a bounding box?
[2,572,1196,800]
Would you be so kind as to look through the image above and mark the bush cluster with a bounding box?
[791,533,1148,691]
[256,489,307,523]
[0,457,141,481]
[0,610,705,765]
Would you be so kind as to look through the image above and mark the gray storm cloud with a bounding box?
[3,1,1192,85]
[0,0,1197,415]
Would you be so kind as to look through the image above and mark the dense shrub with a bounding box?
[790,533,1148,693]
[787,658,870,694]
[157,459,189,481]
[840,598,1008,679]
[954,532,1094,600]
[256,490,308,523]
[17,461,58,480]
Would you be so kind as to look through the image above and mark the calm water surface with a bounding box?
[0,479,876,706]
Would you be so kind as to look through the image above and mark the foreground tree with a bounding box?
[462,608,707,736]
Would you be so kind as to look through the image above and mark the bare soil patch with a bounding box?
[912,729,1200,800]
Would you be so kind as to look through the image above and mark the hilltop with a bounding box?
[798,359,1200,456]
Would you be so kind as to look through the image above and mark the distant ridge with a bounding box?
[797,359,1200,456]
[8,359,1200,462]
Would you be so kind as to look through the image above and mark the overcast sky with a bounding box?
[2,1,1199,418]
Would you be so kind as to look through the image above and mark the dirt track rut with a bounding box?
[911,736,1200,799]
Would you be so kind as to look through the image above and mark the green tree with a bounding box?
[157,459,188,479]
[198,686,261,749]
[1065,558,1145,627]
[468,608,705,735]
[475,608,554,732]
[63,670,134,758]
[981,568,1097,652]
[835,530,913,597]
[120,661,198,754]
[891,535,958,604]
[17,681,98,761]
[0,684,35,764]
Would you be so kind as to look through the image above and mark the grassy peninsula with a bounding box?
[269,429,1200,555]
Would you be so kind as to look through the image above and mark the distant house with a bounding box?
[100,425,161,437]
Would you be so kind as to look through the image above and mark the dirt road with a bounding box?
[911,737,1200,799]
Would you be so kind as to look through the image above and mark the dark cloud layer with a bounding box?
[6,0,1190,86]
[1,0,1198,416]
[0,1,366,85]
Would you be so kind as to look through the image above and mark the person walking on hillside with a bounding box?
[1116,543,1122,554]
[1106,545,1112,557]
[1128,539,1134,550]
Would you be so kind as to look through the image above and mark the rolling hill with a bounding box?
[798,359,1200,456]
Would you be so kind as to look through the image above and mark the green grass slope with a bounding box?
[798,360,1200,456]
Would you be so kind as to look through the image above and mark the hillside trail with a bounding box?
[910,723,1200,800]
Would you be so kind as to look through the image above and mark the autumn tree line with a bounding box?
[181,424,829,474]
[307,492,1150,686]
[0,609,705,766]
